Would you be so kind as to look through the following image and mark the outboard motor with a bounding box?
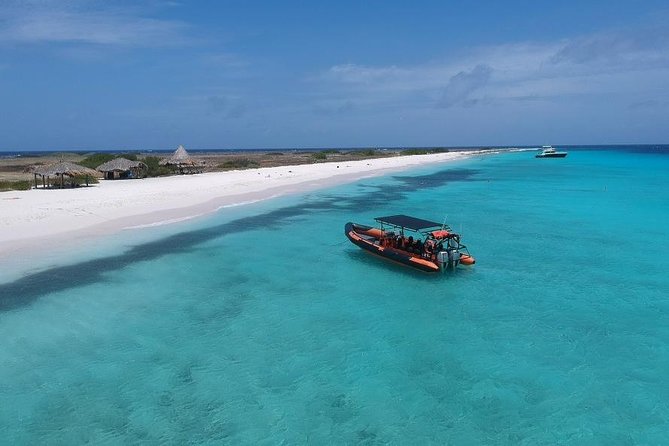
[437,249,461,270]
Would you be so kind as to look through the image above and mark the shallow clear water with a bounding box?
[1,148,668,444]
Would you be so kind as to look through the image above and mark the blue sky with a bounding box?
[1,0,668,150]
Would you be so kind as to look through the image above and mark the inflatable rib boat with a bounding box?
[345,215,475,273]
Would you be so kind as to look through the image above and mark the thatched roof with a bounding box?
[160,145,203,166]
[97,158,147,172]
[34,161,98,177]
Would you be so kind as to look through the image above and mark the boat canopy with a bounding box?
[374,214,442,231]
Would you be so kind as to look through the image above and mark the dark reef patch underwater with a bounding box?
[0,168,478,310]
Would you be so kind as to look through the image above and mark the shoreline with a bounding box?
[0,150,497,271]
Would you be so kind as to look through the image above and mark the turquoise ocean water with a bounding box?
[1,147,668,444]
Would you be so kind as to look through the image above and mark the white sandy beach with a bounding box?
[0,151,485,261]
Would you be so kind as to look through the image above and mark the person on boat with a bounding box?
[424,239,435,258]
[406,236,414,252]
[414,238,423,254]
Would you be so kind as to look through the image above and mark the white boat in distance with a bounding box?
[536,145,568,158]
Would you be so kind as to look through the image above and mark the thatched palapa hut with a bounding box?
[159,145,204,174]
[33,161,99,189]
[97,158,148,180]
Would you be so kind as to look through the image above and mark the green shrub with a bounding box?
[79,152,139,169]
[350,149,376,157]
[0,180,32,191]
[218,158,260,170]
[118,152,139,161]
[71,175,99,186]
[402,149,429,155]
[402,148,450,155]
[79,153,116,169]
[5,176,99,189]
[143,156,173,177]
[311,152,327,160]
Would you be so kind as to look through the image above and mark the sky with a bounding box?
[1,0,668,150]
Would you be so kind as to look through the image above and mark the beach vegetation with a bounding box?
[143,156,173,177]
[0,176,99,190]
[119,153,139,161]
[79,153,115,169]
[79,153,139,169]
[402,148,450,155]
[311,152,328,160]
[71,175,99,186]
[218,158,260,170]
[350,149,377,157]
[45,175,99,187]
[0,180,32,191]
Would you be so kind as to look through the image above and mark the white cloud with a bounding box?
[314,24,669,110]
[438,64,493,108]
[551,26,669,68]
[0,1,190,46]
